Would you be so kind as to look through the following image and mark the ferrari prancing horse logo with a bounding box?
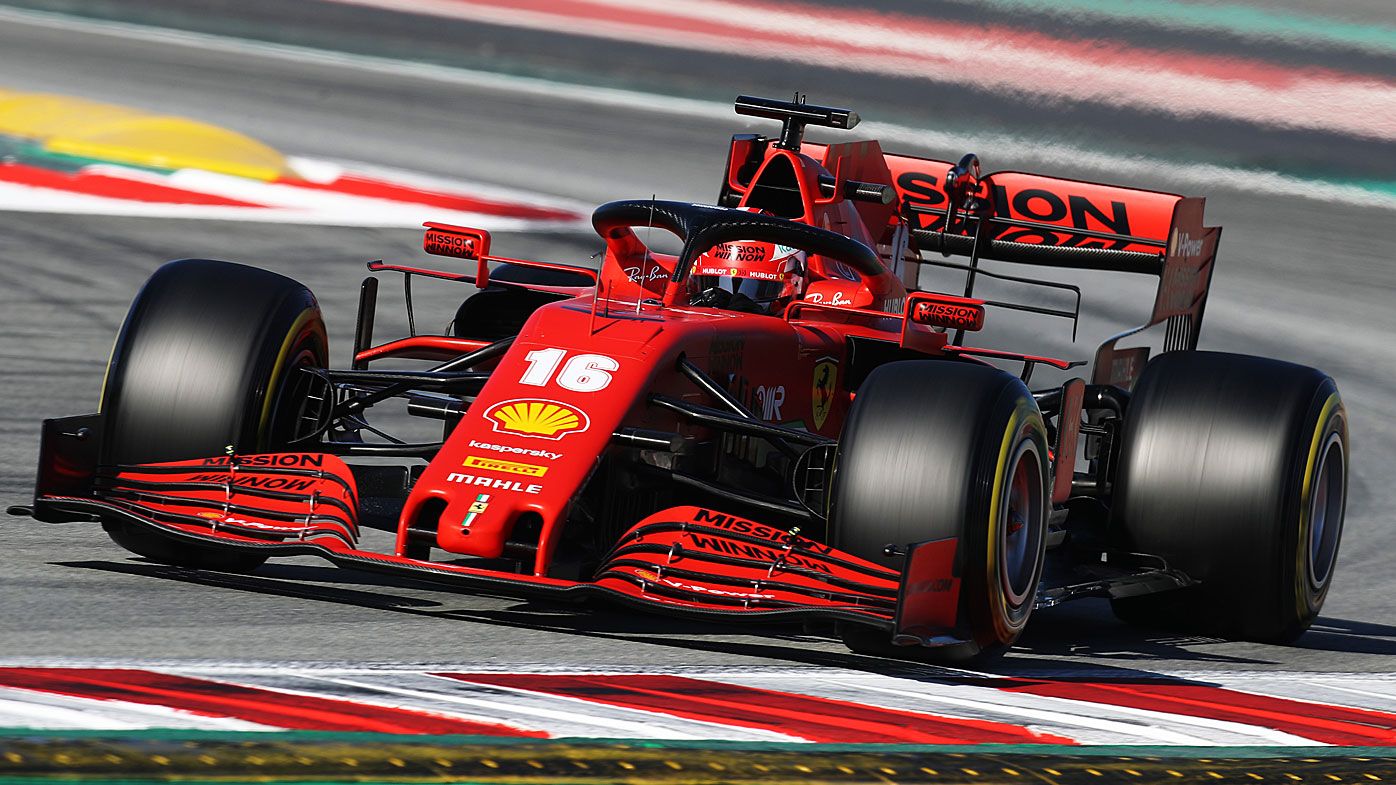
[812,357,838,429]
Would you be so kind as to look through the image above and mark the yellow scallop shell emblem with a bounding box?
[484,398,590,440]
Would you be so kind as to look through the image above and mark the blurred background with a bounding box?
[0,0,1392,673]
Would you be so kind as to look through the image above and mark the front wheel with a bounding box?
[100,259,328,571]
[830,360,1050,663]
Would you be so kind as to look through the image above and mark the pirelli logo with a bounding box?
[463,455,548,478]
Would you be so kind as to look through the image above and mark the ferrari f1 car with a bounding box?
[14,96,1349,661]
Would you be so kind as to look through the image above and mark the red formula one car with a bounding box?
[14,96,1349,661]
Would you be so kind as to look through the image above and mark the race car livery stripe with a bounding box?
[0,162,264,206]
[435,673,1074,744]
[993,679,1396,746]
[0,669,543,736]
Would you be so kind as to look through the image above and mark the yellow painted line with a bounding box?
[0,90,289,181]
[0,92,139,138]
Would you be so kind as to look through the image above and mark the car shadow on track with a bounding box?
[1010,600,1264,665]
[1018,599,1396,662]
[53,558,1395,678]
[1293,618,1396,655]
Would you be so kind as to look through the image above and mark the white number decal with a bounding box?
[520,348,566,386]
[557,354,620,392]
[519,349,618,392]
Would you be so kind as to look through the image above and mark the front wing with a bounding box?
[26,427,966,645]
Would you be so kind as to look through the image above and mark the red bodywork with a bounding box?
[31,121,1219,645]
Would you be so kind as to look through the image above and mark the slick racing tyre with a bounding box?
[830,360,1049,663]
[1110,351,1348,642]
[452,263,593,340]
[100,259,329,572]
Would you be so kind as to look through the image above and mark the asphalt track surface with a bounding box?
[0,2,1393,676]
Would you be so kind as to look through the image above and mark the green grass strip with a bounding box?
[964,0,1396,54]
[0,132,176,174]
[3,726,1396,755]
[3,732,1395,784]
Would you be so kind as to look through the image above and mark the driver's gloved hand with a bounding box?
[691,287,733,308]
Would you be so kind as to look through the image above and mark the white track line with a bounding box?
[285,673,795,741]
[331,0,1396,142]
[0,5,1392,213]
[838,680,1319,746]
[417,673,811,742]
[299,157,594,214]
[153,669,546,735]
[1215,678,1396,720]
[1308,681,1396,708]
[806,678,1216,746]
[748,673,1313,746]
[0,687,272,731]
[0,693,147,731]
[0,170,586,230]
[0,665,1392,745]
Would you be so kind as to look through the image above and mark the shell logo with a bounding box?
[483,398,590,440]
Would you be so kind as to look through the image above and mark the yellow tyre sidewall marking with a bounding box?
[1293,392,1345,617]
[96,331,122,413]
[255,308,326,448]
[985,398,1047,639]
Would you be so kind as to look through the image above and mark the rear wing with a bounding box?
[714,96,1221,388]
[882,152,1220,390]
[723,127,1221,388]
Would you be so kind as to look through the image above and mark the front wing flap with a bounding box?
[95,454,361,547]
[34,452,975,638]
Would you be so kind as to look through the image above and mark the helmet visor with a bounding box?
[695,275,789,306]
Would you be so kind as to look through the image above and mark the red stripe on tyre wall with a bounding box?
[0,163,263,206]
[995,679,1396,746]
[439,673,1074,744]
[0,668,543,736]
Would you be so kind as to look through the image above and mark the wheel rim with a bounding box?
[1000,439,1045,607]
[266,345,324,448]
[1308,431,1345,590]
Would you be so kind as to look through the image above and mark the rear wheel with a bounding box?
[100,259,329,571]
[1109,351,1348,642]
[830,360,1049,662]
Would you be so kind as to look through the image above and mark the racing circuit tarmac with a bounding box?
[0,0,1394,685]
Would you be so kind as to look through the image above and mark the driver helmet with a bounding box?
[691,239,806,316]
